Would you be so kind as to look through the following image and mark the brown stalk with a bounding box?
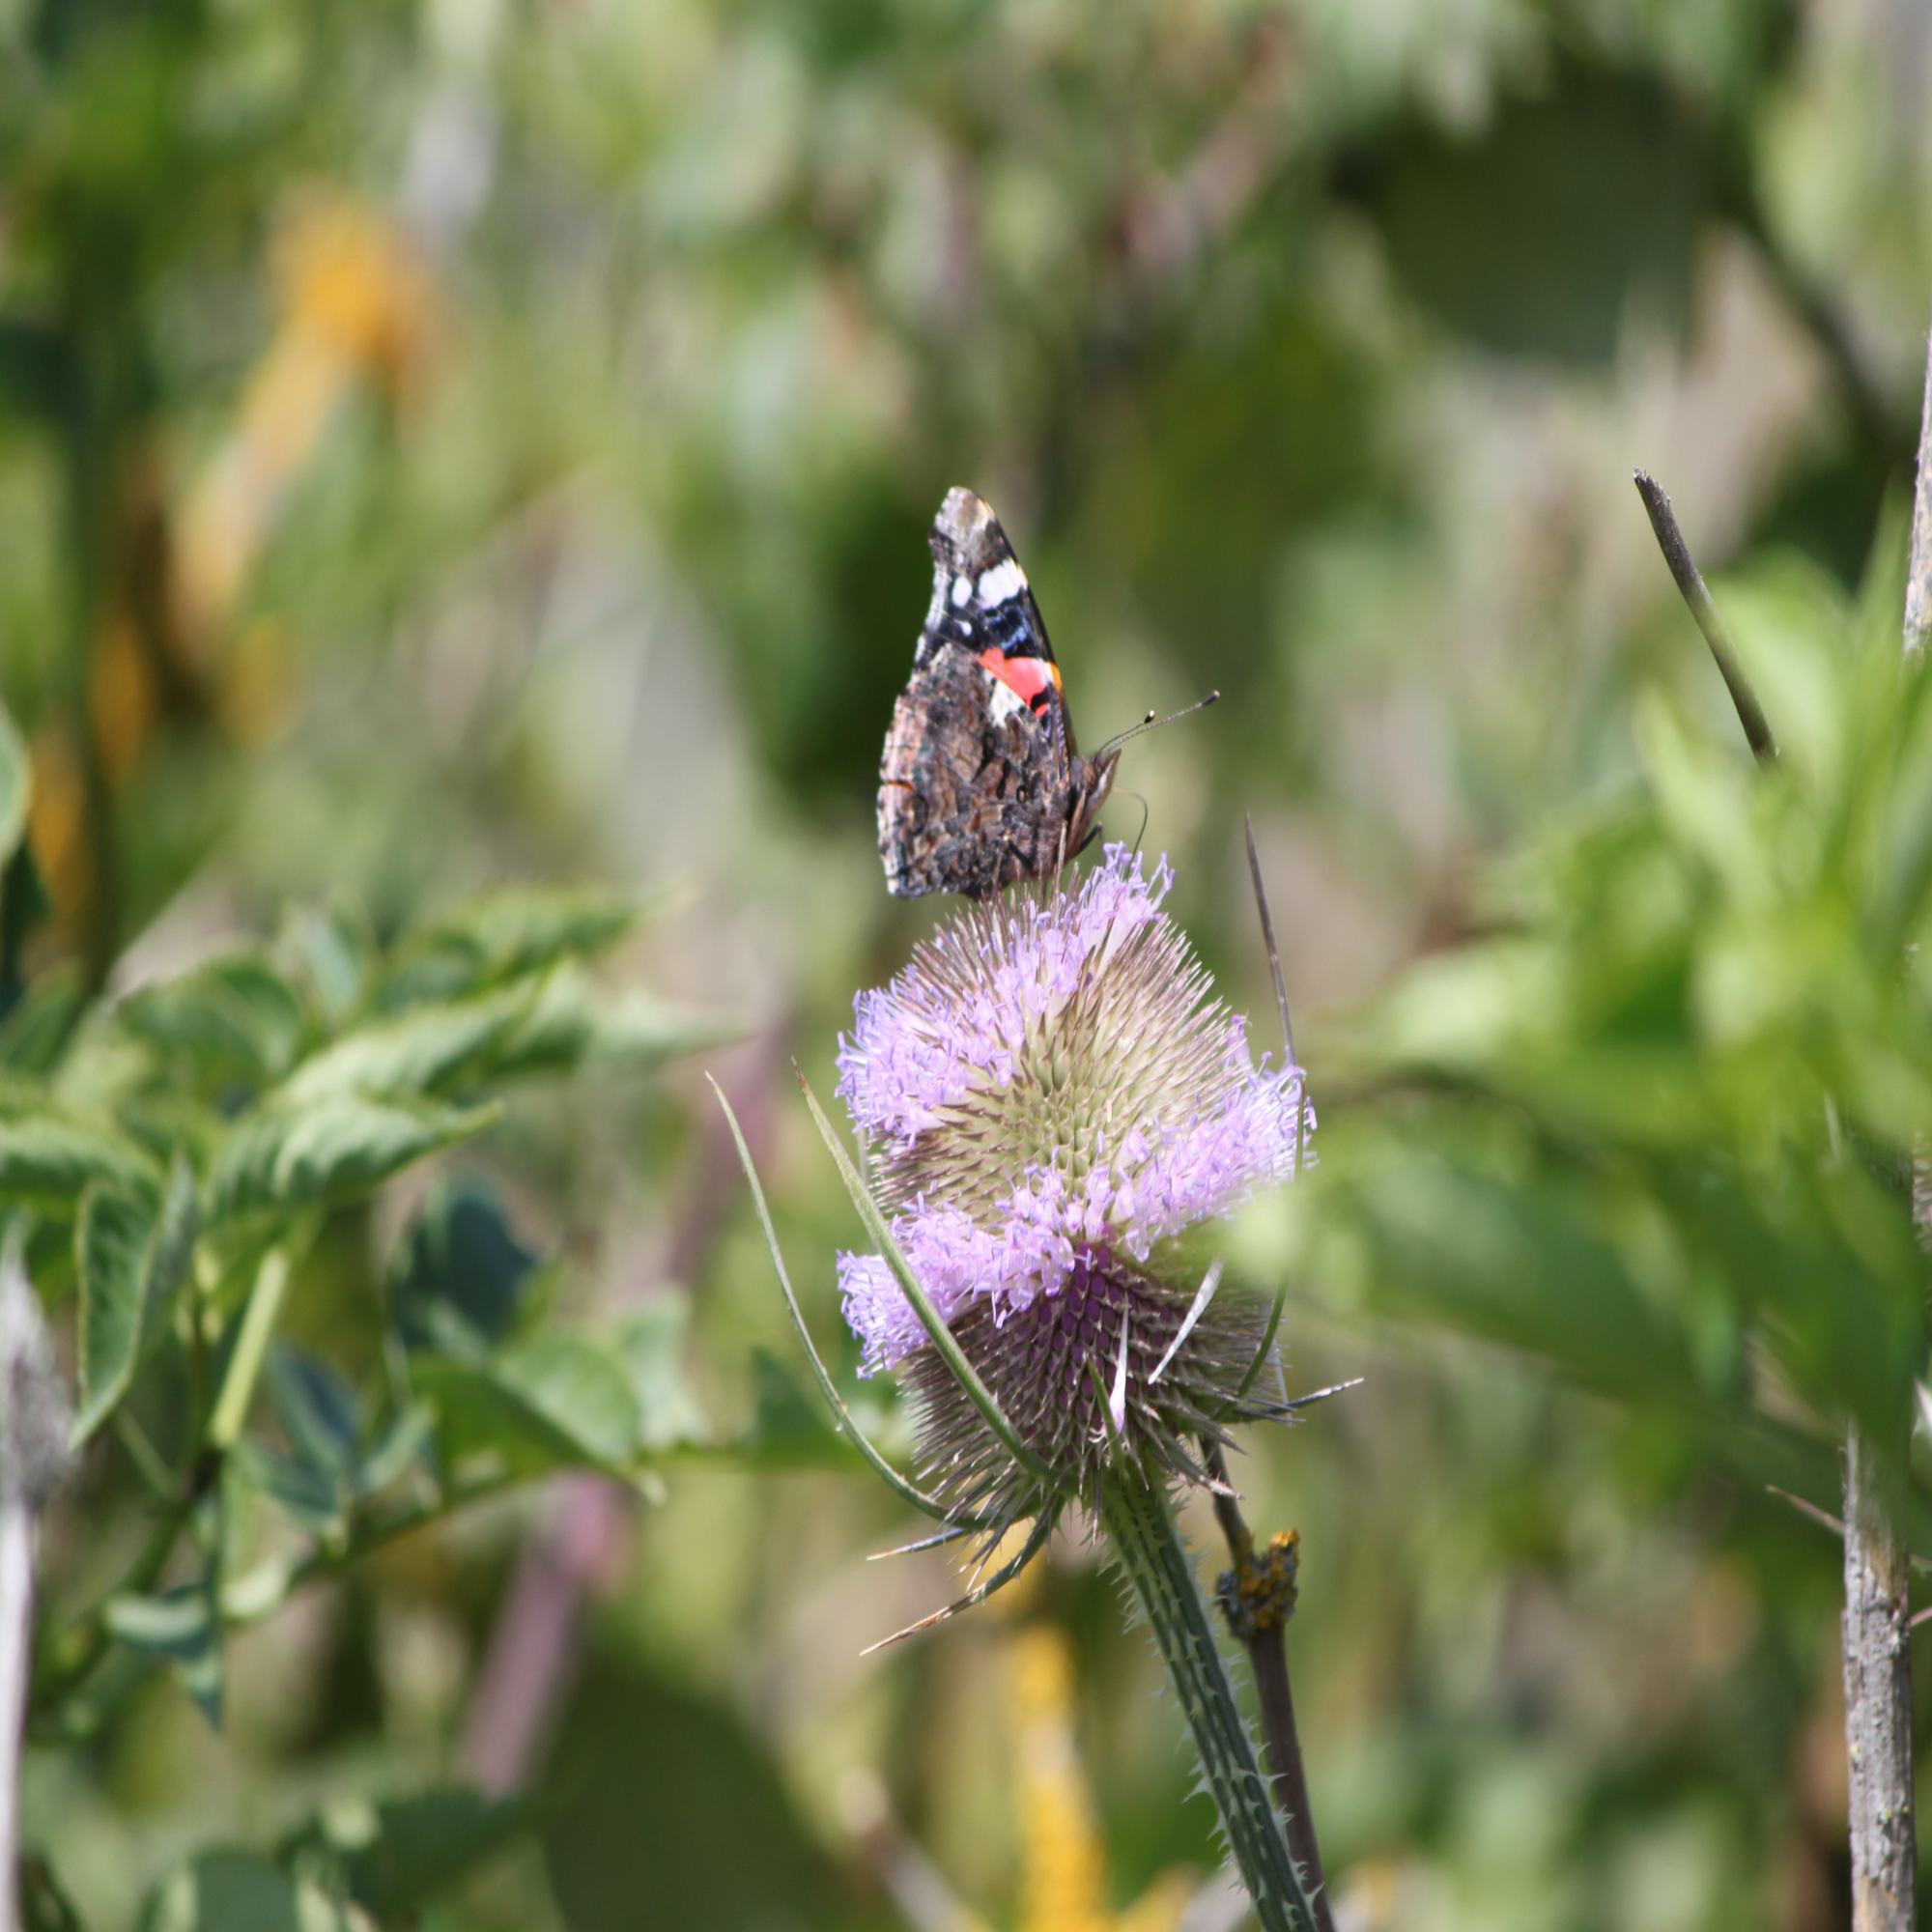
[1201,1439,1333,1929]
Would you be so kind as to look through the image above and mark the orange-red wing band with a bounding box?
[978,647,1062,714]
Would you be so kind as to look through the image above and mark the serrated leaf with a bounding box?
[390,1175,536,1356]
[0,1085,162,1209]
[496,973,736,1079]
[414,1334,640,1477]
[373,887,647,1010]
[280,1788,527,1919]
[74,1156,199,1441]
[278,991,533,1109]
[118,951,310,1093]
[206,1095,498,1225]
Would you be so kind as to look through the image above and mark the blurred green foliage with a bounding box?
[1244,535,1932,1518]
[4,0,1932,1927]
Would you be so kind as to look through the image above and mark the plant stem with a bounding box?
[207,1247,290,1449]
[1842,1425,1915,1932]
[1098,1460,1321,1932]
[1840,318,1932,1932]
[1202,1440,1334,1931]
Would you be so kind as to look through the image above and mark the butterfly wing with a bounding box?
[878,490,1097,899]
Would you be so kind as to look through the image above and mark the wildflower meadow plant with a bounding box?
[721,845,1326,1931]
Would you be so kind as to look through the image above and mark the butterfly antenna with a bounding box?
[1094,689,1220,760]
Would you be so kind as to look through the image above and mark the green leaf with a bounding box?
[492,973,736,1080]
[280,1788,527,1919]
[19,1851,84,1932]
[268,1348,361,1477]
[0,1085,162,1210]
[229,1441,345,1535]
[374,887,648,1010]
[74,1155,199,1442]
[105,1581,223,1727]
[118,951,310,1093]
[207,1095,499,1224]
[0,843,50,1018]
[414,1334,640,1478]
[277,991,534,1108]
[353,1403,434,1498]
[540,1654,845,1932]
[619,1298,708,1451]
[1361,70,1705,368]
[138,1851,363,1932]
[738,1349,846,1466]
[390,1174,537,1356]
[280,904,373,1026]
[0,694,28,876]
[0,963,86,1074]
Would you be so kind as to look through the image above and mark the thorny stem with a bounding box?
[1632,470,1778,765]
[1202,1439,1334,1932]
[1099,1459,1320,1932]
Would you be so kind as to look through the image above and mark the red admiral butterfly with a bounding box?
[877,488,1213,899]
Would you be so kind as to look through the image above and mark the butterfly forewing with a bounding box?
[878,490,1114,899]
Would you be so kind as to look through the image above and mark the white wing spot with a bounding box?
[951,574,974,608]
[977,558,1027,607]
[985,676,1030,724]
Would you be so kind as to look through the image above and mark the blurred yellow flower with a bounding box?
[178,192,434,640]
[984,1528,1193,1932]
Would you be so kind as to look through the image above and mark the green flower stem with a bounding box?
[1099,1461,1321,1932]
[208,1247,290,1449]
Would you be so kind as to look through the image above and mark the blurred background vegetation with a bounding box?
[5,0,1932,1927]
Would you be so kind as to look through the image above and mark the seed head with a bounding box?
[837,847,1309,1527]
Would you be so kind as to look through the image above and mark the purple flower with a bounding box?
[835,846,1310,1517]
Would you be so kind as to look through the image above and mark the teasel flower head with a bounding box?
[836,845,1310,1534]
